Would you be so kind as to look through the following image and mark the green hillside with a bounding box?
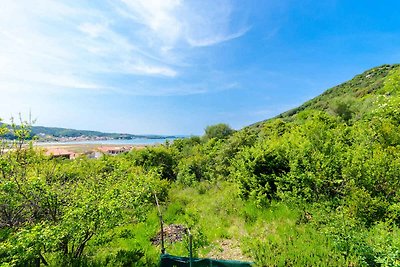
[251,64,400,128]
[1,64,400,266]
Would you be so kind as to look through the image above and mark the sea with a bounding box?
[34,137,179,146]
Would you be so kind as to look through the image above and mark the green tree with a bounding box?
[203,123,235,141]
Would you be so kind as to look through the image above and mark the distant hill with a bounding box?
[1,123,177,141]
[250,64,400,128]
[30,126,174,139]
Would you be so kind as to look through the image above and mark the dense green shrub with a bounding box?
[232,142,289,205]
[127,146,176,180]
[203,123,235,141]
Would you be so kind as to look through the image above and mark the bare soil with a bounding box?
[151,224,188,245]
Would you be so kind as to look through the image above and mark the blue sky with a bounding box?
[1,0,400,135]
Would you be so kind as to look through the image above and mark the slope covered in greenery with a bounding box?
[251,64,400,128]
[1,64,400,266]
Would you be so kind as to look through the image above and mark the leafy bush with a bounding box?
[127,146,176,180]
[203,123,235,141]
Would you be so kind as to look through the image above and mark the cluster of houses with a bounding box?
[45,146,133,160]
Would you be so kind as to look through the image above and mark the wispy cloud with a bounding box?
[120,63,178,77]
[186,27,250,47]
[117,0,249,49]
[0,0,249,97]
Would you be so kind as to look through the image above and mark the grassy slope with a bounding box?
[115,182,359,266]
[250,64,399,129]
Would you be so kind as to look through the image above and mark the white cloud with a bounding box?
[187,27,250,47]
[0,0,249,99]
[117,0,249,48]
[119,0,183,45]
[122,63,178,77]
[78,23,107,38]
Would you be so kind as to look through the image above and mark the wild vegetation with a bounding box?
[1,64,400,266]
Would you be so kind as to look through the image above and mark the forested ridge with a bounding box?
[1,64,400,266]
[0,123,174,141]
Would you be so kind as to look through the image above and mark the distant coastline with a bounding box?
[1,122,185,148]
[34,137,178,146]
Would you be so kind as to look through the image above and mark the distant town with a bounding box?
[36,133,120,143]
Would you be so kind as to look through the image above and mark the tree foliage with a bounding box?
[203,123,235,141]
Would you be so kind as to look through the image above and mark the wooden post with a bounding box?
[188,229,193,267]
[154,193,165,254]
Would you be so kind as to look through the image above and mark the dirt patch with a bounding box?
[205,239,252,262]
[151,224,187,245]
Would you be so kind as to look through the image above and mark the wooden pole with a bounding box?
[188,229,193,267]
[154,193,165,254]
